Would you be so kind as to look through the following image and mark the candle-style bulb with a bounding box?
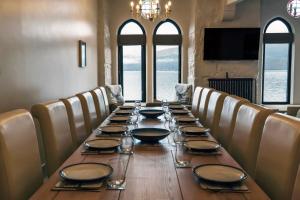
[165,4,169,10]
[168,1,172,6]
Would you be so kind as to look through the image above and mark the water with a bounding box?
[263,70,288,102]
[123,71,178,101]
[124,70,288,103]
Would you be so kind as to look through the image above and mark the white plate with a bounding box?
[115,110,133,115]
[60,163,113,182]
[169,105,184,110]
[119,105,135,110]
[184,140,220,151]
[84,139,121,150]
[172,110,189,115]
[110,116,130,122]
[193,164,247,183]
[176,117,197,123]
[100,126,127,134]
[180,126,210,135]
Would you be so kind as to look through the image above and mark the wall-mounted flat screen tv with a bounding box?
[204,28,260,60]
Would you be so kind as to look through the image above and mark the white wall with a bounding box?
[261,0,300,104]
[0,0,99,112]
[191,0,260,90]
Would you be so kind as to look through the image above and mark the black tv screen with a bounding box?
[204,28,260,60]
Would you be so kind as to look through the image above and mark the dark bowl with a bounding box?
[131,128,170,143]
[139,109,165,119]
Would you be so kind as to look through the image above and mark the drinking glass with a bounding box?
[174,143,191,168]
[107,155,129,189]
[162,99,169,109]
[173,128,185,144]
[134,100,141,110]
[120,133,134,154]
[130,114,139,127]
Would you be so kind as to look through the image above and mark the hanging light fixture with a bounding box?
[130,0,172,21]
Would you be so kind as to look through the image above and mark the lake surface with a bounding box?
[123,71,178,101]
[123,70,288,103]
[263,70,288,102]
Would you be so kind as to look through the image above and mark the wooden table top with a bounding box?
[30,110,270,200]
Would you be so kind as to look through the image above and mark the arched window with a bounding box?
[153,19,182,101]
[262,18,294,104]
[118,20,146,101]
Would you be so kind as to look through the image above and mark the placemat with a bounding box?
[52,180,103,192]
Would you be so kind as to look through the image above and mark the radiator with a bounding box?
[208,78,256,103]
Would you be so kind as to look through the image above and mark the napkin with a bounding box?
[187,150,222,156]
[199,180,249,193]
[52,180,103,192]
[81,149,117,155]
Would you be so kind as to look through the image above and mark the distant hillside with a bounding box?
[124,47,179,71]
[124,44,289,71]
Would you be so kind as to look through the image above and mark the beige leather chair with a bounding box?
[0,109,43,200]
[292,164,300,200]
[31,101,74,175]
[204,91,227,137]
[255,114,300,200]
[198,88,213,123]
[76,92,98,134]
[216,95,249,148]
[191,86,203,116]
[91,88,107,123]
[61,96,89,147]
[100,86,110,116]
[228,103,274,177]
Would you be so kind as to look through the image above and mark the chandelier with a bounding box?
[130,0,172,21]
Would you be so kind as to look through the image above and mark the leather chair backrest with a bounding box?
[91,88,107,124]
[255,113,300,200]
[61,96,88,147]
[0,109,43,200]
[191,87,203,116]
[292,164,300,200]
[31,101,74,175]
[204,91,227,137]
[217,95,249,148]
[228,103,274,177]
[198,88,213,122]
[100,86,110,116]
[76,92,98,133]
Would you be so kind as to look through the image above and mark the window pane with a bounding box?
[123,46,142,101]
[156,46,179,101]
[120,22,143,35]
[156,22,179,35]
[265,20,290,33]
[263,43,289,102]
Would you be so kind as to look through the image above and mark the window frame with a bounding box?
[153,19,182,101]
[262,17,294,104]
[117,19,146,102]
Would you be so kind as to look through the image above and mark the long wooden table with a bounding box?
[31,109,270,200]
